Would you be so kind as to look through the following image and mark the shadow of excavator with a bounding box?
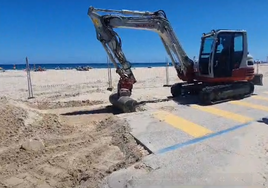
[257,117,268,125]
[61,92,258,116]
[137,95,200,107]
[60,96,198,116]
[61,105,124,116]
[171,92,258,106]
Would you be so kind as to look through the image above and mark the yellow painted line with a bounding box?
[230,101,268,112]
[251,95,268,101]
[190,105,253,123]
[153,110,212,138]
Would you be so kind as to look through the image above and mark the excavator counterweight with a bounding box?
[87,6,263,113]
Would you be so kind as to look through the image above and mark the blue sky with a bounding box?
[1,0,267,64]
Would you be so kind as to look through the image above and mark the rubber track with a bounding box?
[199,81,254,105]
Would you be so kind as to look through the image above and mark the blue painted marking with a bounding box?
[155,121,252,155]
[156,115,268,155]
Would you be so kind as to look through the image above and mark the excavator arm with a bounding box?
[87,6,195,95]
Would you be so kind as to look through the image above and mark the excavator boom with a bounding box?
[87,6,194,85]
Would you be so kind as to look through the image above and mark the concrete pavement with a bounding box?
[117,89,268,154]
[102,121,268,187]
[101,86,268,188]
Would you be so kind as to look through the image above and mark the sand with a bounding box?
[0,65,267,188]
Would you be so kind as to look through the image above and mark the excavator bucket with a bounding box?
[109,93,138,113]
[251,73,263,86]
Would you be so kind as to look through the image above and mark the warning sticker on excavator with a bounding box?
[93,18,100,26]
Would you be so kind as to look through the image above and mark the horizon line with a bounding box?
[0,62,169,65]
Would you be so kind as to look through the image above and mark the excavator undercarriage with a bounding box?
[171,81,255,105]
[87,6,263,113]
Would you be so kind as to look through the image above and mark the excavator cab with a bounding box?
[198,29,249,78]
[197,29,262,85]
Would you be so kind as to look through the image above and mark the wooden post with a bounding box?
[256,60,259,74]
[163,58,172,87]
[26,57,34,99]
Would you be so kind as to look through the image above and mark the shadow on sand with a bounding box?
[61,93,258,116]
[61,105,124,116]
[61,95,199,116]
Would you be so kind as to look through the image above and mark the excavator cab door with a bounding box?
[212,32,236,78]
[198,35,215,77]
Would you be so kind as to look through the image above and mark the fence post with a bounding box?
[107,56,113,91]
[256,60,260,74]
[25,57,34,99]
[163,58,171,87]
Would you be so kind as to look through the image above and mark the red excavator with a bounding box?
[87,6,263,113]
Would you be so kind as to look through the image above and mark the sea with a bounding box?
[1,61,266,71]
[0,62,167,70]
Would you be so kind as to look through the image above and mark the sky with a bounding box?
[0,0,267,64]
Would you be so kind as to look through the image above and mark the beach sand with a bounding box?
[0,65,267,188]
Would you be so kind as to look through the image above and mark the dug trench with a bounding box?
[0,97,150,188]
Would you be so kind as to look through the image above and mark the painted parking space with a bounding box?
[214,94,268,119]
[153,110,213,138]
[118,91,268,154]
[190,104,254,123]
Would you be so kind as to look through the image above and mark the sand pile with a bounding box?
[0,98,148,188]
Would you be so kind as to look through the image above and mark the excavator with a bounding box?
[87,6,263,113]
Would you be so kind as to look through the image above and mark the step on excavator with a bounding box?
[87,6,263,113]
